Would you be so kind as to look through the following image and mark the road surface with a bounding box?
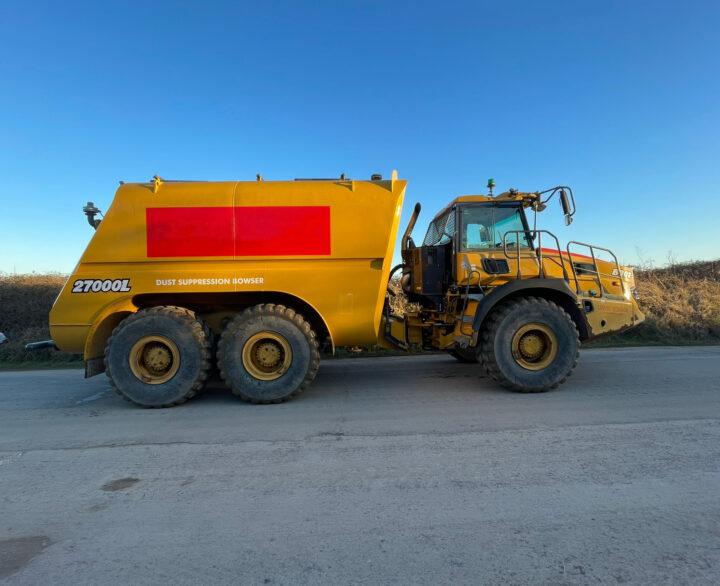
[1,347,719,585]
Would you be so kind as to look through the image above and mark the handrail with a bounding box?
[502,230,572,284]
[495,232,624,298]
[566,241,626,297]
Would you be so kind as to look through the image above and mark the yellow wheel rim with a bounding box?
[129,335,180,384]
[242,331,292,381]
[511,323,558,371]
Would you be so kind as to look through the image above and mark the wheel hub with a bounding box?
[242,332,293,381]
[129,335,181,384]
[518,333,544,360]
[511,323,558,371]
[254,341,282,368]
[143,343,173,373]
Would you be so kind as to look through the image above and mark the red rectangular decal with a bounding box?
[146,206,330,257]
[147,207,234,257]
[234,206,331,256]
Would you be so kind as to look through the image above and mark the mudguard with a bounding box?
[470,278,588,344]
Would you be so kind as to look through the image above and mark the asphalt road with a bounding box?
[1,347,719,585]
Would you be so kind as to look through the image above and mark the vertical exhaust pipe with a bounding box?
[401,202,422,253]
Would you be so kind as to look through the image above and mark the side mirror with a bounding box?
[560,190,571,215]
[560,189,573,225]
[479,226,491,243]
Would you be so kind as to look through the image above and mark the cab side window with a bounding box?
[423,208,455,246]
[460,205,530,250]
[461,208,494,249]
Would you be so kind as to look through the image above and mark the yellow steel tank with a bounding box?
[50,172,406,406]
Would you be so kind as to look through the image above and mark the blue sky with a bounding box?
[1,0,718,273]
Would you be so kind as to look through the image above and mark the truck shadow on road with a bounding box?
[190,355,512,408]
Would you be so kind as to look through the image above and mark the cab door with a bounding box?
[406,206,456,305]
[456,203,534,287]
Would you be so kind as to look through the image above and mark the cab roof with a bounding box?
[430,191,534,223]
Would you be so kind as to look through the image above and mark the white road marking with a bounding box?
[75,391,106,404]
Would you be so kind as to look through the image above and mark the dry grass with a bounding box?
[387,278,420,315]
[0,273,82,365]
[607,260,720,345]
[1,260,718,366]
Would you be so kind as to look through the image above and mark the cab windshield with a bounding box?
[460,204,531,250]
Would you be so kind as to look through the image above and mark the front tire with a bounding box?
[480,297,579,392]
[217,304,320,404]
[105,306,212,407]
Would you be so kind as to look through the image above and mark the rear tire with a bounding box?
[448,346,479,363]
[480,297,579,392]
[105,306,212,408]
[217,304,320,404]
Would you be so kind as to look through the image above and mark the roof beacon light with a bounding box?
[487,178,495,197]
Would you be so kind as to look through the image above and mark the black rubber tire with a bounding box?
[448,346,479,363]
[479,296,580,392]
[104,306,212,408]
[217,304,320,404]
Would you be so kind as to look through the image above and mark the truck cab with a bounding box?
[387,183,645,392]
[402,197,535,305]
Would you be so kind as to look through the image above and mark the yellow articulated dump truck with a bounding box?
[39,172,643,407]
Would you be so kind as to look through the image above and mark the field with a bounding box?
[595,260,720,346]
[0,274,80,366]
[1,260,718,366]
